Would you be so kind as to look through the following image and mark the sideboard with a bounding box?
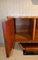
[2,16,38,57]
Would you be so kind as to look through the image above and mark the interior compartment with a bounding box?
[16,18,33,40]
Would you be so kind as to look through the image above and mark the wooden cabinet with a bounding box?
[2,16,38,57]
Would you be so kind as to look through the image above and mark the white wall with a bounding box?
[0,0,38,43]
[0,0,38,19]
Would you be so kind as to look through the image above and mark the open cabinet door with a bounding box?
[2,17,15,57]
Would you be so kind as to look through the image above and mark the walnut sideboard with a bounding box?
[2,16,38,57]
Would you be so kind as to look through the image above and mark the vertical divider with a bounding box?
[33,17,36,40]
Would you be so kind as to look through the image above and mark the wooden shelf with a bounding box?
[15,34,31,43]
[15,34,38,43]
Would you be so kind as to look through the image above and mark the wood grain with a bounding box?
[2,17,15,57]
[33,18,36,40]
[2,16,38,56]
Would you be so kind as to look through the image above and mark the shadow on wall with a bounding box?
[32,0,38,5]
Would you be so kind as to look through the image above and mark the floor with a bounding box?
[0,43,38,60]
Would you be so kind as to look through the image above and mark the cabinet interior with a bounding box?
[15,17,38,53]
[16,18,34,40]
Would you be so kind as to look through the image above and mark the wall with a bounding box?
[0,0,38,44]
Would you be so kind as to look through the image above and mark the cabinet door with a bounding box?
[2,17,15,57]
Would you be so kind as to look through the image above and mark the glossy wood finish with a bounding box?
[19,16,38,18]
[2,17,15,57]
[15,34,38,43]
[25,47,38,52]
[2,16,38,57]
[33,18,36,40]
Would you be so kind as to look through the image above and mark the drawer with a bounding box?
[19,43,38,52]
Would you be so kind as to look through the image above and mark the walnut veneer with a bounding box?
[2,16,38,57]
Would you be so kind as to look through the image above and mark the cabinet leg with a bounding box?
[6,52,9,57]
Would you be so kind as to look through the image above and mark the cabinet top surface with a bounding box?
[7,16,38,19]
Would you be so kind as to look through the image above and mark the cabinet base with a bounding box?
[23,50,38,55]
